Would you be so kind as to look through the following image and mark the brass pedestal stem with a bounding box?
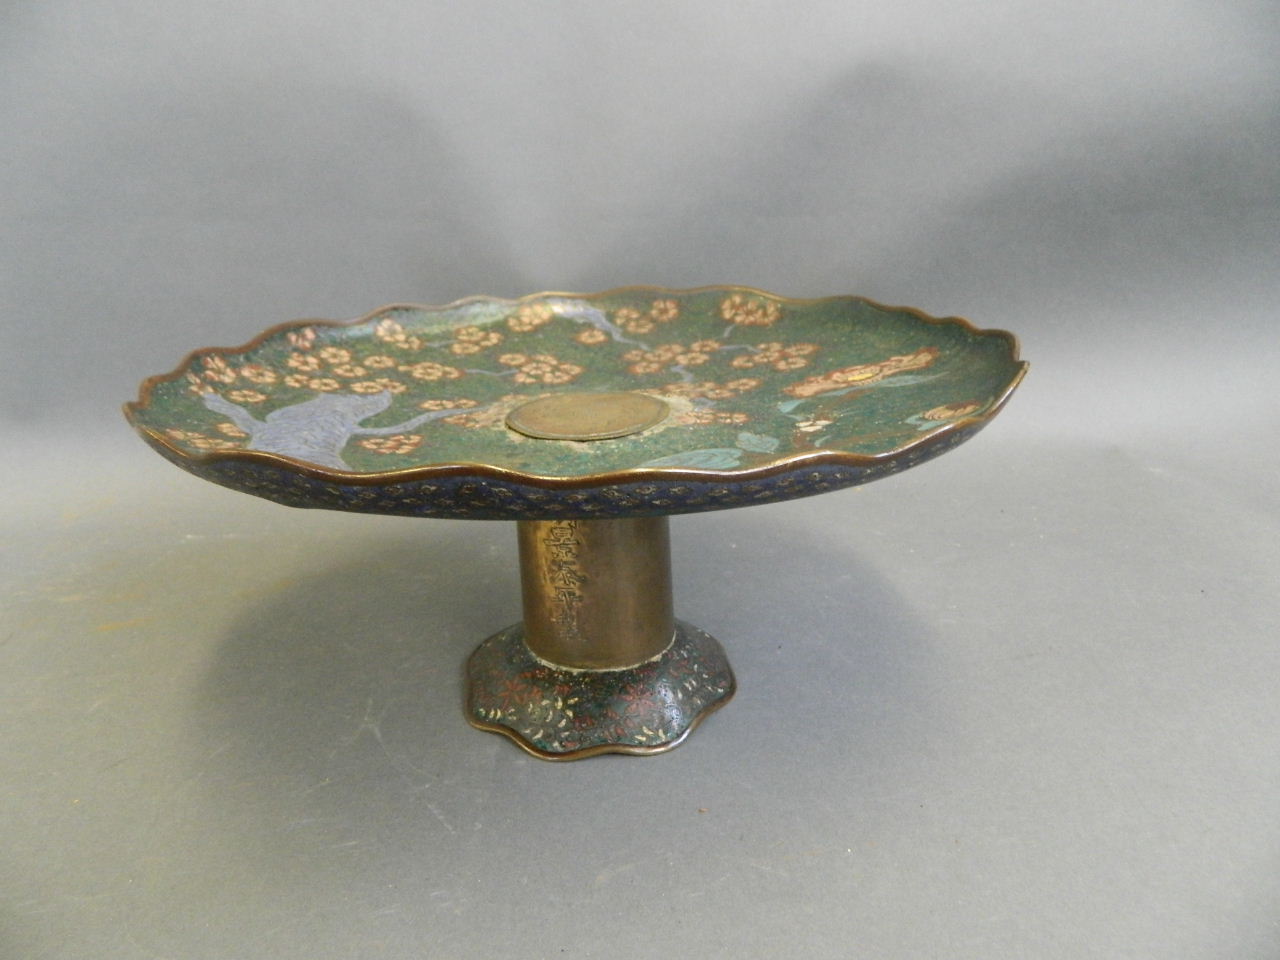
[471,517,732,757]
[516,516,675,670]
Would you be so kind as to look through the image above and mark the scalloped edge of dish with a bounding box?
[123,285,1029,491]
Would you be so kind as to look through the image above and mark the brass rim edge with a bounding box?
[123,286,1029,491]
[464,677,737,762]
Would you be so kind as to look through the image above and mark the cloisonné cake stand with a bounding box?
[125,286,1027,760]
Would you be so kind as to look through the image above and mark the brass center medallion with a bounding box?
[506,392,670,441]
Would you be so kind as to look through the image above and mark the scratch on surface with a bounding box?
[354,698,387,739]
[296,777,335,798]
[425,801,457,834]
[429,889,468,916]
[330,696,429,783]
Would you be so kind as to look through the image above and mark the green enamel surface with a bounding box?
[131,289,1023,477]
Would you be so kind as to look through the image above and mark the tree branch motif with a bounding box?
[353,406,486,436]
[199,389,485,470]
[544,297,646,347]
[201,391,263,434]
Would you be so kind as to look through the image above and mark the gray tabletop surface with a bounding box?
[4,3,1278,958]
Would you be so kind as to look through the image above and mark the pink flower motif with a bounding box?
[418,398,478,410]
[202,355,237,384]
[649,299,679,323]
[719,293,781,326]
[450,326,503,354]
[374,318,405,342]
[350,379,406,394]
[358,434,423,455]
[330,363,368,378]
[614,307,654,334]
[772,355,808,371]
[164,428,240,450]
[508,302,556,332]
[399,361,462,381]
[511,354,583,385]
[286,352,323,372]
[317,346,352,365]
[373,318,422,350]
[226,389,268,403]
[239,363,278,384]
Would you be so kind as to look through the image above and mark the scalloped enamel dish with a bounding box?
[126,287,1027,759]
[125,287,1027,520]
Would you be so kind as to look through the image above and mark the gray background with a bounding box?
[3,2,1278,958]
